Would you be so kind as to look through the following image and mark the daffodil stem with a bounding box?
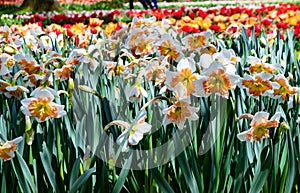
[215,94,221,192]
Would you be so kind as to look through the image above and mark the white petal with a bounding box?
[200,53,213,69]
[35,90,55,101]
[177,58,195,72]
[237,130,250,141]
[270,112,281,121]
[252,111,269,122]
[128,133,143,145]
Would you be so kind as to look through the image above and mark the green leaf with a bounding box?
[112,154,133,193]
[69,168,95,193]
[150,167,175,193]
[69,158,81,189]
[40,142,59,193]
[15,152,37,193]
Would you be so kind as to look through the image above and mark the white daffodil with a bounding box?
[0,136,23,162]
[194,61,240,98]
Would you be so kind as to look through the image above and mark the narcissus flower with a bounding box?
[182,31,211,51]
[144,57,168,86]
[156,34,183,62]
[165,57,199,96]
[0,136,23,162]
[54,65,74,81]
[272,74,298,100]
[127,80,148,102]
[21,90,66,122]
[162,83,199,130]
[76,44,101,71]
[240,73,279,97]
[194,61,240,98]
[0,58,10,76]
[237,111,281,142]
[14,54,41,74]
[246,56,281,74]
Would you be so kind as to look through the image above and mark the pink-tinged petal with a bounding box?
[251,111,269,123]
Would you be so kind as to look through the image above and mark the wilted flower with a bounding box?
[237,111,281,142]
[105,110,152,151]
[21,89,66,122]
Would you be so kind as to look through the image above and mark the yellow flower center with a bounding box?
[157,40,180,61]
[187,35,206,50]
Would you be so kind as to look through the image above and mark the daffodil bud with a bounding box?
[278,122,289,134]
[69,77,74,90]
[25,116,35,145]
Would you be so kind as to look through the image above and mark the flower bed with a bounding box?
[0,3,300,193]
